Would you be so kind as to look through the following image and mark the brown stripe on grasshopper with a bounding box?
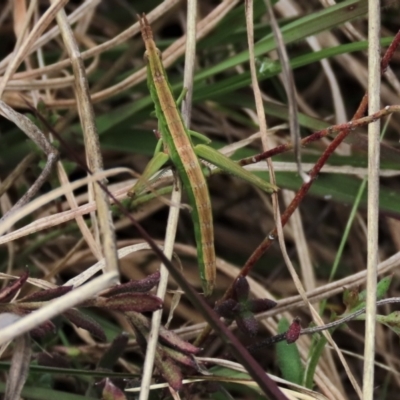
[137,14,217,295]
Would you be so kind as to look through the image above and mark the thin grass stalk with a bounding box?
[363,0,381,397]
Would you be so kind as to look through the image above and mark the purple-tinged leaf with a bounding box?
[103,272,160,297]
[158,325,200,355]
[236,312,258,337]
[0,271,29,303]
[127,311,200,354]
[234,276,249,303]
[247,298,277,313]
[129,314,184,390]
[98,332,129,370]
[63,309,106,341]
[127,313,148,353]
[19,285,73,302]
[161,345,198,369]
[30,320,56,338]
[214,299,237,320]
[102,378,127,400]
[37,352,70,369]
[154,348,183,391]
[100,293,163,313]
[286,318,301,344]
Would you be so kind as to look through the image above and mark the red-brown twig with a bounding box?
[195,29,400,347]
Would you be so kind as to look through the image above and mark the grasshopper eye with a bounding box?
[143,51,149,64]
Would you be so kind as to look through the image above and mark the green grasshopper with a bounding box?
[129,15,278,296]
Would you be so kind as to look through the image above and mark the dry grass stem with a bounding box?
[363,0,382,397]
[0,2,398,398]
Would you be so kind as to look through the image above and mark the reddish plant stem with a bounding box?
[249,297,400,350]
[239,29,400,167]
[381,30,400,74]
[195,31,400,347]
[238,127,352,280]
[229,108,400,283]
[239,105,397,167]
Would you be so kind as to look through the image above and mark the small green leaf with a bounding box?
[304,334,328,389]
[376,274,393,300]
[376,311,400,336]
[349,275,393,313]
